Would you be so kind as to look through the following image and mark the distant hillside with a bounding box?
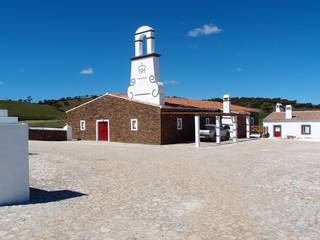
[207,97,320,124]
[0,100,66,121]
[207,97,320,112]
[1,95,97,127]
[2,95,320,127]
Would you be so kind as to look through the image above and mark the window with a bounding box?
[301,125,311,135]
[131,119,138,131]
[205,118,210,125]
[177,118,183,130]
[80,120,86,131]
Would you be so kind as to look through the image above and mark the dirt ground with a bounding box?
[0,139,320,240]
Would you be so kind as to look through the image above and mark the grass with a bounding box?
[0,100,66,121]
[22,120,67,128]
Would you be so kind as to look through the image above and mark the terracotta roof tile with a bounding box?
[264,111,320,122]
[110,93,257,113]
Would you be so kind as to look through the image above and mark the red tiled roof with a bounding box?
[264,111,320,122]
[111,93,257,113]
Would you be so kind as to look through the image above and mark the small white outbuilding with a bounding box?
[0,109,29,206]
[263,103,320,140]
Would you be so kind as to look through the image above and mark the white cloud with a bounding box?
[188,24,222,37]
[80,68,94,75]
[163,80,179,85]
[236,67,244,72]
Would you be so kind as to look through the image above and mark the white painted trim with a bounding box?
[80,120,86,131]
[96,119,110,142]
[65,93,109,113]
[131,118,138,131]
[177,118,183,130]
[29,127,66,131]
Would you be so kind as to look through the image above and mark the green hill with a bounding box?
[2,95,319,127]
[0,96,97,128]
[0,100,66,121]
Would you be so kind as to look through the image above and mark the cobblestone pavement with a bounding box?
[1,139,320,239]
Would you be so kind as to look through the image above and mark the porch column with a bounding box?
[195,115,200,148]
[215,116,221,144]
[246,116,250,139]
[232,116,238,142]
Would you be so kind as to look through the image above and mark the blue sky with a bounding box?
[1,1,320,103]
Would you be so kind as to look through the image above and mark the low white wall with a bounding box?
[263,121,320,139]
[0,123,29,206]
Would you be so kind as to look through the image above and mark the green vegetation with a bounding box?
[2,95,320,127]
[1,95,97,128]
[0,100,66,121]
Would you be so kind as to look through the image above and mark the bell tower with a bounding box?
[127,26,164,105]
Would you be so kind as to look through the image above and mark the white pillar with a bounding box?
[63,124,73,141]
[147,38,155,54]
[232,116,238,142]
[216,116,221,144]
[134,41,143,56]
[0,110,29,206]
[195,116,200,148]
[246,116,250,139]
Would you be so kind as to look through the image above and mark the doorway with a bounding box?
[96,120,109,141]
[273,125,282,138]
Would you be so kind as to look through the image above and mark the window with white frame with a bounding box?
[177,118,183,130]
[205,118,210,125]
[301,125,311,135]
[80,120,86,131]
[131,119,138,131]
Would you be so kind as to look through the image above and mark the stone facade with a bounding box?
[67,95,162,145]
[67,94,250,145]
[29,129,67,141]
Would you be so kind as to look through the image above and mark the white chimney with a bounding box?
[223,94,231,114]
[275,103,283,112]
[285,105,292,119]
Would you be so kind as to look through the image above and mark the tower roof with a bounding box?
[135,26,154,34]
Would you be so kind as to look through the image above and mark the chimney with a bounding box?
[275,103,283,112]
[223,94,231,114]
[285,105,292,119]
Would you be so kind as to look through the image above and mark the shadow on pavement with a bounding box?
[30,187,87,204]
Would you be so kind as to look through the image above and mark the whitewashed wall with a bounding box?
[263,121,320,139]
[0,122,29,206]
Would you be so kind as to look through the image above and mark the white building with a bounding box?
[0,109,29,206]
[263,103,320,140]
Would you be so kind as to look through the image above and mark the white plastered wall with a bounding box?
[0,112,29,206]
[263,121,320,139]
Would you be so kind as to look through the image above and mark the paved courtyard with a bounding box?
[1,139,320,240]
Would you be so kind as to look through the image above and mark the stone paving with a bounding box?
[0,139,320,239]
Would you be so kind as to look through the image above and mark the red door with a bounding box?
[274,125,281,138]
[98,122,109,141]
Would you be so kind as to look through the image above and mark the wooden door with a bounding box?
[98,122,109,141]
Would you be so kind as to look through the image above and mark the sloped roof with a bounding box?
[264,111,320,122]
[111,94,257,113]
